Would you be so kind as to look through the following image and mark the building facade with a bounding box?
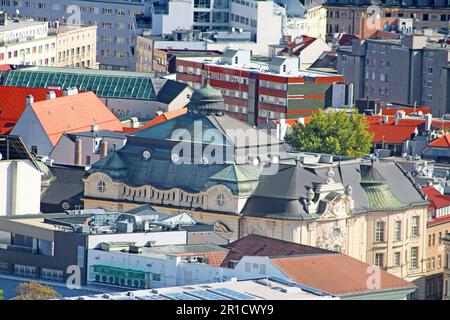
[0,0,147,70]
[337,35,450,116]
[0,14,98,68]
[325,1,450,38]
[176,49,343,125]
[82,85,429,298]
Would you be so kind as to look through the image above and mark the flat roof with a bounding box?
[61,278,338,300]
[0,20,45,33]
[180,56,338,78]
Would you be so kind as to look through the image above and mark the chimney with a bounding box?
[91,124,99,132]
[425,113,432,132]
[383,115,389,124]
[75,138,82,166]
[26,94,34,106]
[46,91,56,100]
[101,140,108,158]
[63,87,77,96]
[394,110,405,125]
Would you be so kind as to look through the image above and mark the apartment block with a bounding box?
[0,0,147,70]
[0,13,97,68]
[176,49,343,125]
[325,1,450,38]
[337,34,450,116]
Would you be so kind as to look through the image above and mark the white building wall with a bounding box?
[0,160,41,216]
[87,249,227,287]
[10,105,54,156]
[87,230,187,249]
[299,38,330,70]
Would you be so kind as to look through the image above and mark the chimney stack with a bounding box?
[26,94,34,106]
[75,138,82,166]
[101,141,108,158]
[91,124,99,132]
[46,91,56,100]
[425,113,432,132]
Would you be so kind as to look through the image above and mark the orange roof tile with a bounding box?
[422,185,450,211]
[428,134,450,148]
[367,124,417,144]
[30,91,123,145]
[271,254,415,296]
[126,108,188,134]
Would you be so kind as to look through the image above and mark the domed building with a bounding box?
[82,85,429,298]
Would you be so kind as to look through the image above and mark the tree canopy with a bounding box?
[284,109,373,158]
[0,289,3,300]
[14,281,59,300]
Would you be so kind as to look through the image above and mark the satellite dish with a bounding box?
[142,150,151,160]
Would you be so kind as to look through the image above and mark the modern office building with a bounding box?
[337,34,450,116]
[0,13,98,68]
[176,49,344,124]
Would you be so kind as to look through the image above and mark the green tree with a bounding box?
[284,109,373,157]
[13,281,59,300]
[0,289,3,300]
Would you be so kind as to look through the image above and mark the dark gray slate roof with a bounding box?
[41,164,86,213]
[156,79,189,104]
[242,161,427,219]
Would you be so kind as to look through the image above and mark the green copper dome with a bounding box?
[187,84,227,114]
[360,165,408,211]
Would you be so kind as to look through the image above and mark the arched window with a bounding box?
[217,194,225,207]
[97,180,106,193]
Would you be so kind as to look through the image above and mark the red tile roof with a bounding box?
[220,234,332,268]
[380,107,430,116]
[29,91,123,145]
[271,254,415,296]
[367,124,417,144]
[0,64,11,71]
[422,185,450,210]
[281,36,316,56]
[428,214,450,227]
[428,134,450,148]
[125,108,188,134]
[0,86,64,134]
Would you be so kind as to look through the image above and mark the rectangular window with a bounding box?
[375,221,385,242]
[411,216,419,236]
[410,247,418,268]
[375,253,384,267]
[77,246,85,267]
[394,252,401,267]
[244,262,251,272]
[152,273,161,281]
[395,220,401,241]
